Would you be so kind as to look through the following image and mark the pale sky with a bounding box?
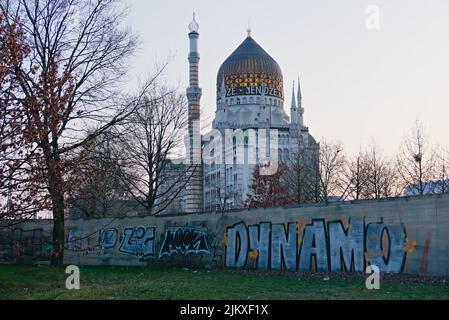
[121,0,449,157]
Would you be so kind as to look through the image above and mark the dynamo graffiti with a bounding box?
[225,219,408,273]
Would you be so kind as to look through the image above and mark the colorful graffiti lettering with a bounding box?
[225,218,407,273]
[365,222,407,273]
[98,228,118,249]
[328,219,364,272]
[66,227,82,251]
[159,227,210,257]
[119,226,156,257]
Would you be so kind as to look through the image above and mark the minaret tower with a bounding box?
[297,77,304,128]
[290,80,298,124]
[185,13,203,213]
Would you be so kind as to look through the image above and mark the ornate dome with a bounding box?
[217,35,284,100]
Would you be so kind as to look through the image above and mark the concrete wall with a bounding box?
[1,194,448,275]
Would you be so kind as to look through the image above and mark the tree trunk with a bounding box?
[47,150,65,266]
[51,190,65,266]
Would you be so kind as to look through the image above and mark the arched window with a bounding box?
[242,97,247,104]
[249,97,254,104]
[236,98,240,104]
[230,98,234,105]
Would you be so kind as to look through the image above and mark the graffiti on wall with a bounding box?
[119,226,156,257]
[62,225,211,260]
[66,227,82,251]
[159,227,210,258]
[98,228,118,249]
[225,218,409,273]
[64,225,155,257]
[65,226,101,255]
[0,228,52,262]
[0,215,421,275]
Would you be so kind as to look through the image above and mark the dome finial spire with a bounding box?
[246,20,252,37]
[189,12,199,33]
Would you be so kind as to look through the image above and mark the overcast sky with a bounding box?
[121,0,449,157]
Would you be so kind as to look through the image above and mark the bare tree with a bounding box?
[318,139,347,202]
[1,13,46,222]
[0,0,160,265]
[365,145,401,199]
[341,150,369,201]
[114,85,191,215]
[435,147,449,194]
[68,132,129,218]
[283,144,320,204]
[397,121,437,196]
[283,152,310,204]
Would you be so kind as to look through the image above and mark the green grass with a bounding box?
[0,265,448,300]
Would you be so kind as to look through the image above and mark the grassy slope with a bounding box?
[0,265,448,300]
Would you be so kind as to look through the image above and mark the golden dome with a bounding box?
[217,35,283,100]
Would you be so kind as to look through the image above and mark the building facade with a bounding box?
[166,16,320,213]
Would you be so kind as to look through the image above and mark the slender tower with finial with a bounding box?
[297,77,304,128]
[290,80,298,124]
[185,13,203,213]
